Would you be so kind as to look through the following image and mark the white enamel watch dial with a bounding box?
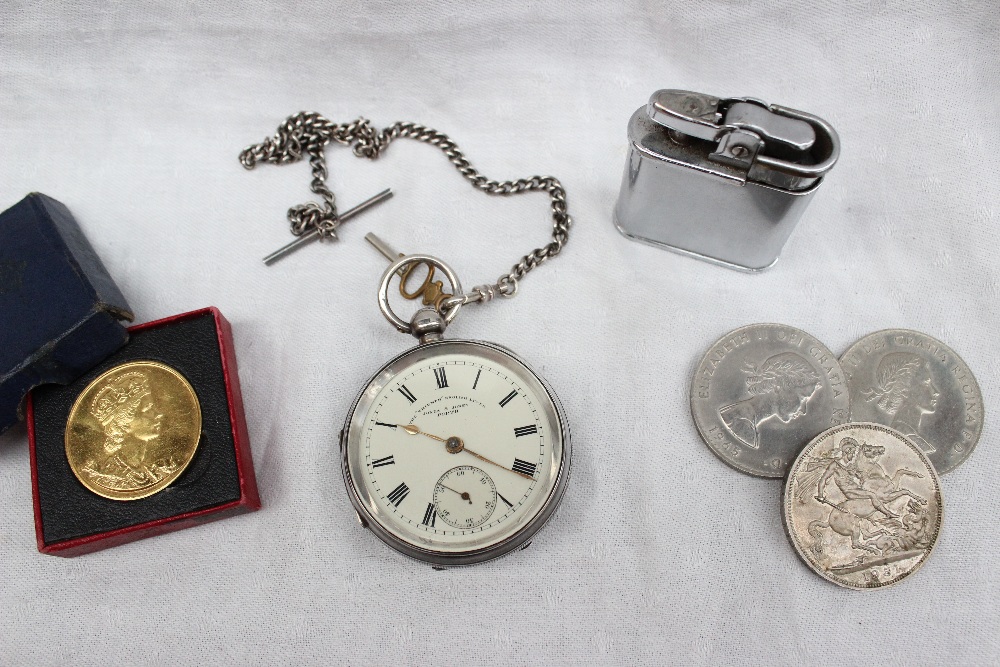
[341,340,570,566]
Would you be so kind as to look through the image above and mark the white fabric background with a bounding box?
[1,2,998,665]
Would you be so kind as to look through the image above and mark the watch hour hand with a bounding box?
[400,424,446,442]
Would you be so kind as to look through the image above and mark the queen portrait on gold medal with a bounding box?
[82,370,174,491]
[65,361,202,501]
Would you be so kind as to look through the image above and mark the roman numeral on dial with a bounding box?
[422,502,437,527]
[387,482,410,506]
[398,385,417,403]
[512,459,537,476]
[434,367,448,389]
[514,424,537,438]
[499,390,518,408]
[372,455,394,468]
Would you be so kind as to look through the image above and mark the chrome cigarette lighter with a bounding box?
[613,89,839,271]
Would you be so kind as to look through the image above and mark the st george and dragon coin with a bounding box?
[65,361,202,501]
[783,423,942,589]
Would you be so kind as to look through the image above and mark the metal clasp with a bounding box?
[646,89,839,189]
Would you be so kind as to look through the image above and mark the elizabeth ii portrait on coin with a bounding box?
[80,370,177,492]
[718,352,822,450]
[862,352,940,454]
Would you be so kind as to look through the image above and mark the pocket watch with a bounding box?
[240,112,575,565]
[341,252,571,566]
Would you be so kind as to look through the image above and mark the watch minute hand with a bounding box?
[400,424,534,481]
[461,445,534,482]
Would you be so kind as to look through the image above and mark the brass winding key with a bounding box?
[364,233,453,309]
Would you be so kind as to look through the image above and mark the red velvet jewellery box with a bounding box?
[27,307,260,556]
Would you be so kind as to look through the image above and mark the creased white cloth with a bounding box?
[1,2,998,665]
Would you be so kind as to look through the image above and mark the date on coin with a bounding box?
[65,361,202,501]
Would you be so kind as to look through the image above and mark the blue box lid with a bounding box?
[0,193,134,433]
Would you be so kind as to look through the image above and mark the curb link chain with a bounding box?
[239,113,572,308]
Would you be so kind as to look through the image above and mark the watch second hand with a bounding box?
[437,483,473,504]
[399,424,534,481]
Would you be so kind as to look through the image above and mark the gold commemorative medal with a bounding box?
[65,361,202,501]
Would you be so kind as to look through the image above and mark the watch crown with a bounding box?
[410,307,446,344]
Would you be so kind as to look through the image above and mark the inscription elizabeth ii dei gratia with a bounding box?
[691,324,850,478]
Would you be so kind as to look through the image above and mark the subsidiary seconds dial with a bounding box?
[342,340,570,566]
[433,466,497,529]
